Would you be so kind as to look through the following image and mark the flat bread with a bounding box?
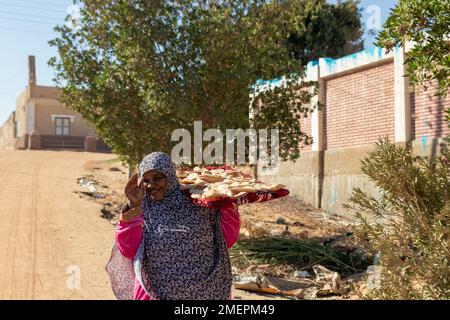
[198,174,224,183]
[201,189,226,200]
[194,177,208,186]
[230,186,258,193]
[232,191,248,198]
[264,183,285,191]
[180,184,196,190]
[178,166,285,200]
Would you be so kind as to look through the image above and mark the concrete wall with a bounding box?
[15,88,29,137]
[259,145,379,219]
[261,137,446,219]
[15,104,28,137]
[30,85,59,100]
[260,151,321,207]
[321,144,379,218]
[0,112,16,150]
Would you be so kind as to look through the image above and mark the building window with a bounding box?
[55,117,70,136]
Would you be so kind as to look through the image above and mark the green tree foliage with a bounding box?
[49,0,363,166]
[376,0,450,99]
[285,0,364,64]
[345,139,450,299]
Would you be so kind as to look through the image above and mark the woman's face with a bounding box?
[141,170,169,201]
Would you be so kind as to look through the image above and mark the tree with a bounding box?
[50,0,316,166]
[50,1,362,166]
[376,0,450,99]
[285,0,364,65]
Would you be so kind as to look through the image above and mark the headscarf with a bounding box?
[107,152,232,300]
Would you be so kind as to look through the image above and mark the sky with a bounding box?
[0,0,397,125]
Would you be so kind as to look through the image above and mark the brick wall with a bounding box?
[323,60,395,149]
[299,111,312,150]
[411,80,450,140]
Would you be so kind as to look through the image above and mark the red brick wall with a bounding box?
[261,58,448,152]
[323,61,395,149]
[299,111,312,150]
[411,80,450,140]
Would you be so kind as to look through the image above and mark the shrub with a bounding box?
[345,138,450,299]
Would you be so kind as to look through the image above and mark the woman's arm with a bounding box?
[218,200,240,249]
[115,204,144,259]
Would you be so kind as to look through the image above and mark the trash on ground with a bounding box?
[294,270,312,278]
[77,177,105,199]
[276,217,287,225]
[312,265,342,296]
[233,274,309,297]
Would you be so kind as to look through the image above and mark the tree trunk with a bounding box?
[127,162,136,179]
[252,163,258,180]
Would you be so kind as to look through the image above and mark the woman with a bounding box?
[106,152,240,300]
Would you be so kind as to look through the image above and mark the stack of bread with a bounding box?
[177,166,285,200]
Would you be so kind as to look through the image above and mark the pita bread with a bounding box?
[181,178,196,184]
[232,191,248,198]
[230,186,258,193]
[202,188,226,200]
[194,177,208,186]
[187,173,199,180]
[177,173,188,179]
[264,183,285,191]
[180,184,196,190]
[178,166,285,200]
[198,174,224,183]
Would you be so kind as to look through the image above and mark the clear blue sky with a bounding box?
[0,0,397,125]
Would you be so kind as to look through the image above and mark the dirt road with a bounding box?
[0,149,346,300]
[0,150,117,299]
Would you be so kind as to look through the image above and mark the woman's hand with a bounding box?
[124,173,144,208]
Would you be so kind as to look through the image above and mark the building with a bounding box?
[0,55,110,152]
[257,45,449,217]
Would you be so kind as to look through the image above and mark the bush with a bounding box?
[344,138,450,299]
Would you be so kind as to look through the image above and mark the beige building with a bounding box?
[0,56,110,152]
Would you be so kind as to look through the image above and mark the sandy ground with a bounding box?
[0,150,118,299]
[0,150,286,300]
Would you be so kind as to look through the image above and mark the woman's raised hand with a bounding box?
[124,173,144,208]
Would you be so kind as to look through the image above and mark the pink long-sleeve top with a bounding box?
[115,199,240,300]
